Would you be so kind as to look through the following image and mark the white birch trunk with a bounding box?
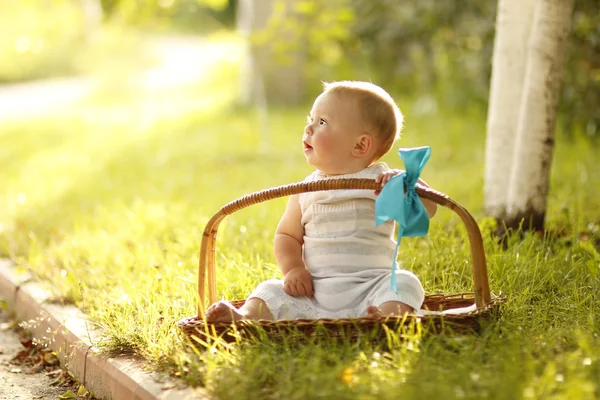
[80,0,103,42]
[237,0,305,106]
[484,0,537,218]
[237,0,272,105]
[237,0,272,151]
[505,0,575,230]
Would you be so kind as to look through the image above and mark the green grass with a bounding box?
[1,38,599,398]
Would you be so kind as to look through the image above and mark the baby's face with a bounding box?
[303,93,368,175]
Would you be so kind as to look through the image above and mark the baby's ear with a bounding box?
[352,135,373,157]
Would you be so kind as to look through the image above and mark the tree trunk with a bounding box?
[504,0,575,230]
[484,0,537,219]
[80,0,103,42]
[485,0,574,232]
[237,0,306,106]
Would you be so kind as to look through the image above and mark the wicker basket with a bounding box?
[177,179,504,342]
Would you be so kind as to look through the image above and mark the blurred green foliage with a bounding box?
[347,1,496,107]
[99,0,236,32]
[0,0,85,82]
[0,0,597,137]
[263,0,598,138]
[561,0,600,138]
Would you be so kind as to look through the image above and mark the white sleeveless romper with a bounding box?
[247,163,425,320]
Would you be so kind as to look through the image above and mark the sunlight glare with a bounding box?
[583,357,592,366]
[17,193,27,205]
[15,36,31,53]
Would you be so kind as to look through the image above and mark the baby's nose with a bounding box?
[304,123,313,135]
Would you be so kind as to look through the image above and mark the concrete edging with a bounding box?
[0,259,206,400]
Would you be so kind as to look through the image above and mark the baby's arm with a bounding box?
[274,195,314,297]
[375,170,438,218]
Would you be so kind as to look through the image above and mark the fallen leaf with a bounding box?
[77,384,88,396]
[13,349,30,361]
[43,352,59,365]
[58,390,77,399]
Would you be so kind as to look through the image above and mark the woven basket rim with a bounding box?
[177,293,506,331]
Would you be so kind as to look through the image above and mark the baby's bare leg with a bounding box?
[365,301,413,319]
[205,298,274,323]
[240,297,274,320]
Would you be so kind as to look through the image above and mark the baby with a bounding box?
[206,81,437,322]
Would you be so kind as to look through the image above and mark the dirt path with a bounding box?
[0,77,91,121]
[0,34,215,122]
[0,304,91,400]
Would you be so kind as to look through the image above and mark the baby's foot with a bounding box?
[205,301,245,323]
[365,305,385,319]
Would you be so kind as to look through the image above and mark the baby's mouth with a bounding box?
[303,142,313,151]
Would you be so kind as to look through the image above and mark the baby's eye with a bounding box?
[319,118,327,125]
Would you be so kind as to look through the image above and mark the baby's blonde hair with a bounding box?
[322,81,403,159]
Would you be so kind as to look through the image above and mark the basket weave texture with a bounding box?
[177,179,503,341]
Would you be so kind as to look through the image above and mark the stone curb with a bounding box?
[0,259,207,400]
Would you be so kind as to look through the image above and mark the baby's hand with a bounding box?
[375,169,403,195]
[283,267,314,298]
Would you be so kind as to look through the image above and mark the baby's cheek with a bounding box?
[315,139,332,153]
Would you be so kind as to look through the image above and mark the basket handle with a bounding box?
[196,178,490,317]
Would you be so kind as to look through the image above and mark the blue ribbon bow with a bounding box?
[375,146,431,292]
